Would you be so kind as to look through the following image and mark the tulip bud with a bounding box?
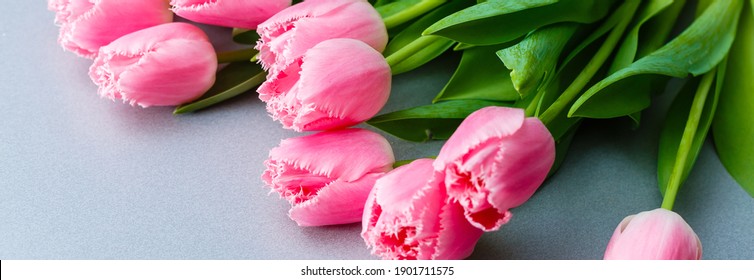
[255,0,387,75]
[48,0,173,58]
[604,208,702,260]
[362,159,484,260]
[262,128,394,226]
[170,0,291,29]
[434,107,555,232]
[88,23,217,107]
[258,38,391,131]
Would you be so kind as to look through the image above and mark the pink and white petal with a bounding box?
[296,39,391,124]
[289,173,383,226]
[434,107,525,170]
[373,159,436,215]
[486,118,555,211]
[432,201,484,260]
[171,0,291,29]
[268,129,394,181]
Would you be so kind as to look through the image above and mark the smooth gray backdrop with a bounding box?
[1,3,752,259]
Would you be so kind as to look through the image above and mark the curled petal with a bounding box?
[256,0,387,74]
[435,107,555,231]
[171,0,291,29]
[88,23,217,107]
[604,208,703,260]
[258,39,391,131]
[362,159,483,260]
[263,129,395,226]
[49,0,173,58]
[289,173,383,226]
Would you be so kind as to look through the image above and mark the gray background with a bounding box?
[1,3,752,259]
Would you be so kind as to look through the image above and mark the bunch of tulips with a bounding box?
[51,0,754,260]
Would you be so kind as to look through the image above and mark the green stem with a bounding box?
[382,0,445,29]
[661,70,716,210]
[217,49,258,64]
[385,35,440,73]
[174,71,266,114]
[539,0,640,126]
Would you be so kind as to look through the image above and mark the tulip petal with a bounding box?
[50,0,173,58]
[88,23,217,107]
[604,208,702,260]
[267,129,394,182]
[433,201,485,260]
[256,0,388,74]
[258,39,391,131]
[289,173,383,226]
[171,0,291,29]
[434,107,525,170]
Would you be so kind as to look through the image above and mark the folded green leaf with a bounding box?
[424,0,617,45]
[497,23,578,98]
[609,0,675,72]
[367,100,508,142]
[434,45,519,103]
[713,2,754,197]
[174,62,265,114]
[569,0,743,119]
[232,28,260,45]
[377,0,447,29]
[658,60,724,196]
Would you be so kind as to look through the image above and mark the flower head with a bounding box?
[362,159,484,260]
[434,107,555,231]
[263,128,394,226]
[48,0,173,58]
[255,0,387,75]
[88,22,217,107]
[258,38,391,131]
[604,208,702,260]
[171,0,291,29]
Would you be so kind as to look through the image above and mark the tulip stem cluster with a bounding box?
[661,70,716,211]
[384,35,440,73]
[381,0,446,29]
[538,0,640,127]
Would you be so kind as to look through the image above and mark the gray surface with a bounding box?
[1,3,752,260]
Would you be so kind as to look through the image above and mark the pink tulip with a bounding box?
[604,208,702,260]
[88,22,217,107]
[362,159,484,260]
[262,128,394,226]
[255,0,388,75]
[48,0,173,58]
[170,0,291,29]
[434,107,555,232]
[258,38,391,131]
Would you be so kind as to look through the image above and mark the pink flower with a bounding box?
[48,0,173,58]
[434,107,555,232]
[362,159,484,260]
[262,128,394,226]
[258,39,391,131]
[256,0,387,75]
[88,22,217,107]
[604,208,702,260]
[170,0,291,29]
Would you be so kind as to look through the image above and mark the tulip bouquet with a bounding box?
[48,0,753,260]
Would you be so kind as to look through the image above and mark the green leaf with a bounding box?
[569,0,743,119]
[174,62,265,114]
[713,2,754,197]
[367,100,508,142]
[384,0,473,75]
[609,0,675,72]
[424,0,617,45]
[497,23,578,98]
[549,122,580,177]
[434,45,519,103]
[232,28,260,45]
[658,61,724,195]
